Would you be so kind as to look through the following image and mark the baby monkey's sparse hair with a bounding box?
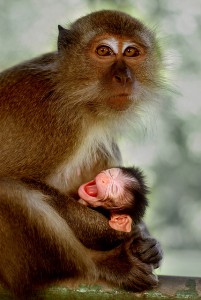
[113,166,149,224]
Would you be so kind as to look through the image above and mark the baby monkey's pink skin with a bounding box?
[78,168,134,232]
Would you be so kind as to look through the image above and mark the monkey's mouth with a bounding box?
[84,180,98,197]
[107,94,131,110]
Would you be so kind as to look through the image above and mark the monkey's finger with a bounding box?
[139,245,163,266]
[131,237,163,265]
[137,238,158,254]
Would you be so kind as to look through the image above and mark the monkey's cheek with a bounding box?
[78,185,88,200]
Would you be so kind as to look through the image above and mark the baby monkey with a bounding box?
[78,167,148,233]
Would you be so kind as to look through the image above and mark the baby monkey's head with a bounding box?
[78,166,149,230]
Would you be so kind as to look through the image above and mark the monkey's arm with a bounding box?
[34,180,162,267]
[22,177,126,250]
[64,200,131,250]
[62,193,162,266]
[57,194,162,267]
[43,185,130,250]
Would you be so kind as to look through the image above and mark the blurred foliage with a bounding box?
[0,0,201,275]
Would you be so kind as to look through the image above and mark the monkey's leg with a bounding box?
[0,179,157,295]
[45,195,158,292]
[34,187,159,291]
[90,237,158,292]
[0,179,97,297]
[60,202,159,290]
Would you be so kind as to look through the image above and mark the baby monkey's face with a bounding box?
[78,168,133,209]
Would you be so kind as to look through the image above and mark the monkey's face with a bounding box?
[57,11,164,119]
[78,168,135,209]
[86,34,147,111]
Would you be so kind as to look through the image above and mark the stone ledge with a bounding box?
[1,276,201,299]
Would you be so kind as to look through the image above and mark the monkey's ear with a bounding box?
[109,214,132,233]
[57,25,71,51]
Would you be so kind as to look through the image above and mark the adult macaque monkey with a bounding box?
[78,166,149,233]
[0,10,163,298]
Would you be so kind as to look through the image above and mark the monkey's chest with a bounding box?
[46,133,112,195]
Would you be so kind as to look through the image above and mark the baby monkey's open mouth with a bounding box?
[84,180,98,197]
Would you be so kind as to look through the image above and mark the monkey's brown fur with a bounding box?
[0,10,163,298]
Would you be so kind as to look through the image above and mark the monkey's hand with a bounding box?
[96,237,158,292]
[131,236,163,269]
[129,223,163,269]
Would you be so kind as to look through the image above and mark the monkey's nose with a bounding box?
[111,62,132,85]
[113,74,132,85]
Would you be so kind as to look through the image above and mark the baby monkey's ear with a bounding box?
[109,214,132,232]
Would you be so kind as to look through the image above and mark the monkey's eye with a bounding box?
[124,47,140,57]
[96,45,114,56]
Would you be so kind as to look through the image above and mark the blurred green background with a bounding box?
[0,0,201,277]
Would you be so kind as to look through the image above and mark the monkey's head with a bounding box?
[57,10,165,121]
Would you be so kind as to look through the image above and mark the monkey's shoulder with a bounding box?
[0,52,59,107]
[0,52,57,87]
[1,52,57,72]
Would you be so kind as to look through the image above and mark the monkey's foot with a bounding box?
[97,240,158,292]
